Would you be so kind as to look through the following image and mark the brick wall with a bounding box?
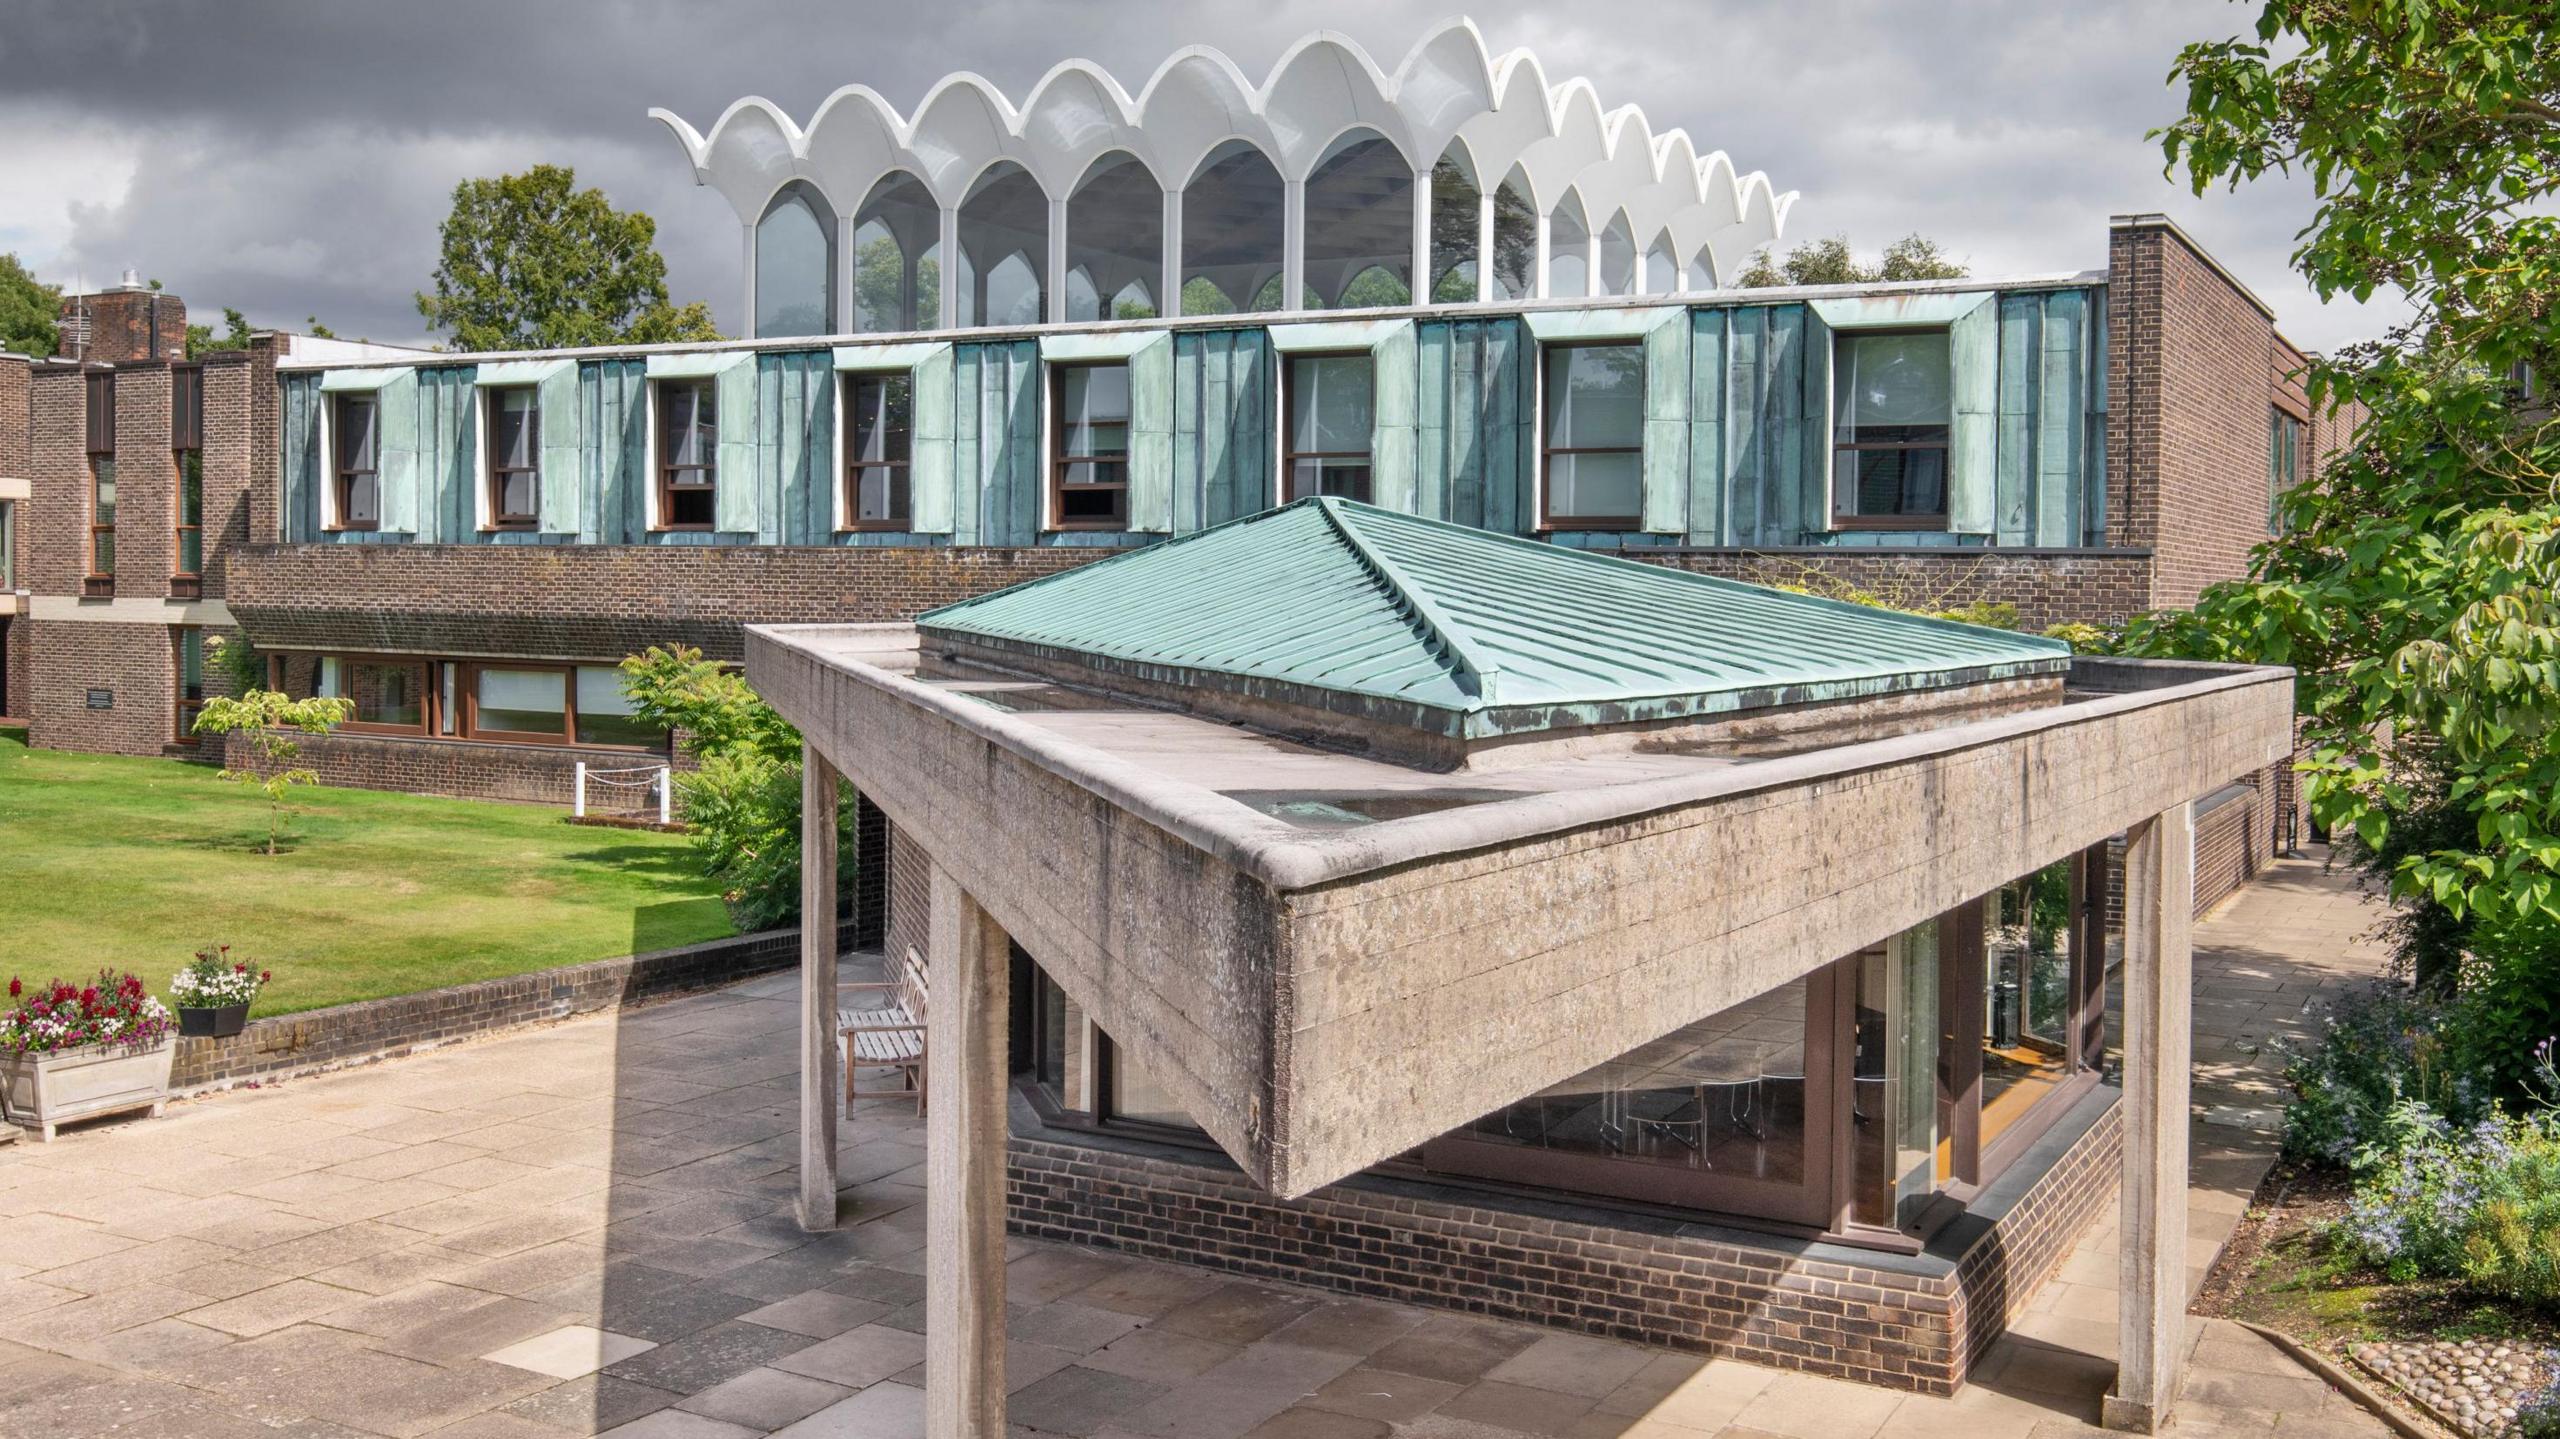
[219,725,602,807]
[28,365,90,596]
[198,354,255,601]
[0,356,28,480]
[26,619,177,755]
[57,288,186,365]
[227,542,1110,663]
[2193,765,2282,916]
[2,618,24,721]
[2108,219,2284,611]
[172,925,799,1092]
[111,363,175,593]
[1005,1093,2122,1396]
[1635,549,2157,631]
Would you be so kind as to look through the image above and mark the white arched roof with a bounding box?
[651,17,1793,289]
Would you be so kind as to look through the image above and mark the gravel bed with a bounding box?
[2355,1338,2556,1438]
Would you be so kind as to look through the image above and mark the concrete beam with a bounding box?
[926,861,1009,1438]
[797,747,841,1231]
[2105,802,2195,1433]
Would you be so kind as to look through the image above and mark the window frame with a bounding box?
[328,392,381,534]
[2268,404,2308,534]
[1828,326,1953,532]
[172,626,206,744]
[1282,351,1376,504]
[654,378,718,533]
[86,372,117,581]
[266,651,666,752]
[1537,340,1645,532]
[172,366,204,582]
[484,384,541,530]
[840,370,914,532]
[1047,360,1131,532]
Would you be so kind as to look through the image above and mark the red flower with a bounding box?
[5,978,17,998]
[259,971,272,983]
[79,986,98,1007]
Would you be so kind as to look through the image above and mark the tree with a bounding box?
[189,690,354,855]
[185,307,259,359]
[2127,1,2560,1019]
[1736,234,1969,288]
[417,164,721,352]
[618,645,853,930]
[0,254,60,358]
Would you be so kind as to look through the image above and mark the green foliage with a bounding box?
[188,690,354,855]
[2280,984,2487,1165]
[2337,1104,2560,1311]
[1763,562,2021,630]
[203,633,261,697]
[184,307,258,359]
[1736,233,1969,288]
[2452,909,2560,1103]
[0,253,61,358]
[854,235,940,331]
[417,164,722,352]
[617,644,851,930]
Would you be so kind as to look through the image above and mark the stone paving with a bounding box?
[0,853,2395,1438]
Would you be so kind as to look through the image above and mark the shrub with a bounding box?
[170,945,271,1010]
[2339,1105,2560,1310]
[2280,982,2486,1165]
[0,971,174,1054]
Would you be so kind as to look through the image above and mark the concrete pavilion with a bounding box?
[746,497,2294,1436]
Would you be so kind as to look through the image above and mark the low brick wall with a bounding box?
[1005,1090,2123,1395]
[1633,548,2157,633]
[170,926,799,1092]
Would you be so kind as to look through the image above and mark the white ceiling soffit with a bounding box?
[649,18,1794,281]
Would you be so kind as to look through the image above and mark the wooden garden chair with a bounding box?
[840,948,929,1115]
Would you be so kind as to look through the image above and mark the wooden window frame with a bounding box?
[655,379,717,532]
[1538,340,1644,532]
[1829,326,1952,532]
[841,371,913,532]
[1282,351,1376,504]
[266,651,665,752]
[329,393,380,533]
[172,626,205,745]
[87,456,116,583]
[173,450,204,585]
[172,365,204,590]
[484,385,541,530]
[1048,361,1131,532]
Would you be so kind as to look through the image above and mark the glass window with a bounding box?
[1597,213,1638,296]
[332,394,379,531]
[1065,152,1162,323]
[1643,236,1677,294]
[1425,152,1479,302]
[351,661,424,730]
[1832,330,1951,526]
[1981,860,2077,1141]
[852,172,943,334]
[0,499,14,590]
[1285,354,1375,502]
[574,666,660,748]
[1051,364,1130,529]
[1851,923,1940,1230]
[1546,199,1590,298]
[486,386,539,526]
[90,458,116,576]
[2269,407,2306,533]
[1541,344,1643,527]
[1104,1035,1197,1129]
[957,163,1047,328]
[1304,130,1414,310]
[473,667,568,738]
[657,380,716,529]
[844,373,912,528]
[315,655,345,700]
[755,181,835,338]
[1489,168,1538,301]
[174,628,205,742]
[175,450,203,576]
[1181,141,1286,317]
[1684,252,1717,292]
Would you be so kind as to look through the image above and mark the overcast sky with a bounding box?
[0,0,2400,352]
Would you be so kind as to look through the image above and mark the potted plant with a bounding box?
[171,946,270,1039]
[0,970,176,1142]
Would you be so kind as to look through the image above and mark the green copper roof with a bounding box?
[916,498,2072,740]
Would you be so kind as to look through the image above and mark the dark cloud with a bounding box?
[0,0,2397,348]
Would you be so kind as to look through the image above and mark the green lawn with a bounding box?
[0,730,735,1016]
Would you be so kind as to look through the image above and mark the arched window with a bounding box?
[1066,152,1162,322]
[1490,167,1537,301]
[1685,250,1718,292]
[1547,196,1591,298]
[1427,150,1480,302]
[1181,140,1285,316]
[957,161,1047,328]
[1304,130,1414,309]
[1598,213,1638,297]
[1644,234,1677,294]
[851,172,942,333]
[754,181,834,338]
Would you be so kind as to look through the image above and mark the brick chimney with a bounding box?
[56,269,188,364]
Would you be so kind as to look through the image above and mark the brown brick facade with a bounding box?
[26,618,181,756]
[218,724,602,807]
[56,286,186,365]
[1632,548,2155,633]
[1004,1093,2122,1396]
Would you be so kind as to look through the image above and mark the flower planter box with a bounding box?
[0,1040,173,1141]
[178,1003,250,1039]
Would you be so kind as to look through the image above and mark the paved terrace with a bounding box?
[0,854,2389,1439]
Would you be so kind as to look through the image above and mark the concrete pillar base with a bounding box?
[2100,1394,2164,1433]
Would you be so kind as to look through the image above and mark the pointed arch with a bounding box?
[1598,211,1638,296]
[1304,128,1414,309]
[1065,150,1163,322]
[1182,140,1286,316]
[1426,144,1480,303]
[1547,190,1591,298]
[1489,164,1537,300]
[1643,232,1677,294]
[957,160,1048,327]
[754,180,835,338]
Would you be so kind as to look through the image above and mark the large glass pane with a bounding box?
[475,668,567,738]
[1304,130,1413,310]
[353,662,422,729]
[176,631,204,701]
[1546,200,1590,297]
[851,172,943,333]
[1851,923,1941,1230]
[177,451,202,573]
[316,656,344,699]
[847,375,910,464]
[1181,141,1285,317]
[0,500,14,589]
[660,381,715,466]
[94,459,116,529]
[1106,1037,1197,1129]
[489,387,537,470]
[1490,167,1538,300]
[1547,452,1640,521]
[1598,214,1637,296]
[1839,447,1947,518]
[334,397,377,472]
[1982,861,2076,1140]
[1290,355,1373,454]
[755,181,835,338]
[1834,332,1952,435]
[1058,365,1130,458]
[574,666,660,747]
[956,162,1047,328]
[343,473,380,528]
[1545,346,1643,449]
[1066,152,1162,323]
[1426,152,1479,302]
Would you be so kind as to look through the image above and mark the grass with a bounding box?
[0,730,735,1017]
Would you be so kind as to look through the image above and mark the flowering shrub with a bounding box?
[2338,1100,2560,1311]
[170,946,270,1009]
[2520,1373,2560,1439]
[0,970,175,1055]
[2280,982,2486,1165]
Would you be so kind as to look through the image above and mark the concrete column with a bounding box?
[836,213,856,333]
[926,860,1009,1438]
[1411,171,1433,304]
[1475,189,1495,302]
[1533,211,1552,300]
[1046,198,1070,325]
[1282,179,1307,312]
[740,223,759,340]
[1161,188,1184,319]
[2105,801,2195,1434]
[797,746,842,1231]
[937,206,961,331]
